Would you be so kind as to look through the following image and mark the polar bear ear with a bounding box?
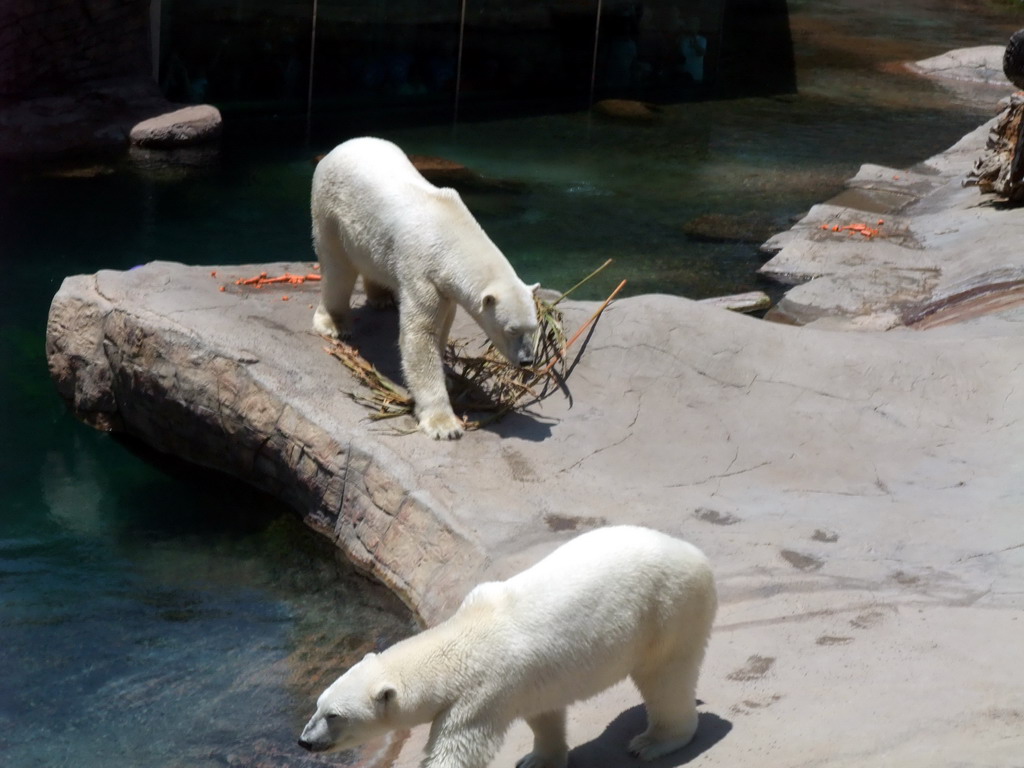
[372,682,397,711]
[481,293,498,311]
[528,282,540,293]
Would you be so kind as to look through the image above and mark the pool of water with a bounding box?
[2,2,1022,767]
[0,429,414,768]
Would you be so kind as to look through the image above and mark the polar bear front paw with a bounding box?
[515,751,567,768]
[313,304,352,340]
[418,410,465,440]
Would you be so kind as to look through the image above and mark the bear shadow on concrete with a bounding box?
[568,705,732,768]
[345,304,557,441]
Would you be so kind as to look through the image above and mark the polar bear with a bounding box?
[298,526,717,768]
[310,137,540,440]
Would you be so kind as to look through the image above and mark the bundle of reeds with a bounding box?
[324,260,625,432]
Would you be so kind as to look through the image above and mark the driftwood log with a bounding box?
[966,93,1024,204]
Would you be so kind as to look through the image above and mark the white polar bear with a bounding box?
[298,525,717,768]
[310,137,540,440]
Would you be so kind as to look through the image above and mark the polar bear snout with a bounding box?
[515,340,535,367]
[296,735,329,753]
[506,327,539,367]
[298,716,334,752]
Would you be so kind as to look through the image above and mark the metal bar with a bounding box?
[454,0,468,123]
[589,0,603,107]
[306,0,319,145]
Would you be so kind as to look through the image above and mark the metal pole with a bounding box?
[454,0,467,124]
[589,0,603,107]
[306,0,319,146]
[150,0,162,83]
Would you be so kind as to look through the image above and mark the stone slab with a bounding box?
[46,254,1024,767]
[760,114,1024,326]
[907,45,1012,87]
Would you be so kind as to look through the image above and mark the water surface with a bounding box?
[2,2,1022,766]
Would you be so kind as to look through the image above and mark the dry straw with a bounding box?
[324,259,625,432]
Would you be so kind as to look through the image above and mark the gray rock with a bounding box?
[46,89,1024,764]
[129,104,222,148]
[907,45,1012,87]
[46,248,1024,766]
[760,116,1024,327]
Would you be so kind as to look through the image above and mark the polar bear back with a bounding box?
[453,526,716,716]
[500,525,714,648]
[311,137,508,291]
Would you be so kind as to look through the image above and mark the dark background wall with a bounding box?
[0,0,795,137]
[0,0,151,99]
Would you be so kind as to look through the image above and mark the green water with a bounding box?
[2,2,1022,766]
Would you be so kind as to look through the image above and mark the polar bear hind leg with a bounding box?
[312,219,358,339]
[628,650,703,760]
[516,710,568,768]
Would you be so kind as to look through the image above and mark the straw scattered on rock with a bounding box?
[325,261,625,432]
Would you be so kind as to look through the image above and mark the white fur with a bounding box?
[310,137,539,439]
[299,526,717,768]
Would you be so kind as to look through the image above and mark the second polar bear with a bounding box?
[311,137,539,440]
[298,525,717,768]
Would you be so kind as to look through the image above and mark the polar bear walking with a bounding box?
[311,137,539,439]
[298,526,717,768]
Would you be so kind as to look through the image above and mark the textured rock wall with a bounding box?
[46,268,486,624]
[0,0,150,98]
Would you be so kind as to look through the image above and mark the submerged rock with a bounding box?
[592,99,662,121]
[682,212,780,244]
[312,152,525,193]
[408,154,525,193]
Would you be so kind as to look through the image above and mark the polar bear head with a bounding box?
[298,652,396,754]
[477,281,540,367]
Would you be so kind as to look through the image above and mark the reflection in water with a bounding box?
[1,434,414,768]
[41,435,108,539]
